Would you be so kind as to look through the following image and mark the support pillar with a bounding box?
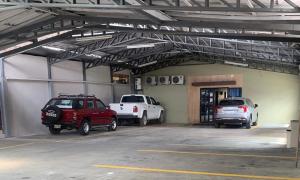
[82,62,88,95]
[110,65,116,103]
[0,58,10,137]
[47,58,54,98]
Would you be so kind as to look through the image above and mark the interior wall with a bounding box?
[4,54,114,137]
[143,64,299,127]
[5,55,49,136]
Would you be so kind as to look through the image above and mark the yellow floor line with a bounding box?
[0,142,35,150]
[138,149,296,160]
[95,164,300,180]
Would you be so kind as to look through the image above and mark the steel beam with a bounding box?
[284,0,299,8]
[72,23,300,42]
[49,32,143,64]
[1,2,300,13]
[87,42,174,68]
[0,30,80,58]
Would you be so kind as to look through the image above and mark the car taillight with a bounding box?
[133,106,138,113]
[215,106,222,113]
[73,112,77,120]
[238,105,248,113]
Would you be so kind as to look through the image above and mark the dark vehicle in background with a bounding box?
[214,97,258,129]
[41,94,118,135]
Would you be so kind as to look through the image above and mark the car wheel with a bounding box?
[108,118,118,131]
[214,123,220,128]
[49,125,61,135]
[246,120,251,129]
[139,113,147,126]
[252,114,258,126]
[79,120,90,135]
[158,112,164,124]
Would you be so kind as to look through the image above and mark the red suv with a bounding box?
[41,95,118,135]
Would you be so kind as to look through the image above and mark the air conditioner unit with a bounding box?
[171,75,185,85]
[145,76,157,85]
[158,76,170,85]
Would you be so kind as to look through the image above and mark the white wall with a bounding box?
[4,54,114,137]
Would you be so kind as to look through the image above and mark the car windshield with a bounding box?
[219,100,244,106]
[47,99,82,109]
[121,96,144,103]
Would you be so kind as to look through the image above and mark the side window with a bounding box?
[146,96,152,104]
[78,100,84,109]
[87,100,95,109]
[96,100,106,110]
[74,100,84,109]
[150,97,157,105]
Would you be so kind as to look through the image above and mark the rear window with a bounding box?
[219,100,244,106]
[47,99,83,109]
[121,96,144,103]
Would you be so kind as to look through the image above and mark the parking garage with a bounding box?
[0,0,300,179]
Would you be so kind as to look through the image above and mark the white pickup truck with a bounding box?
[109,94,165,126]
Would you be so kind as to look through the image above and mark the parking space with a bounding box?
[0,126,298,180]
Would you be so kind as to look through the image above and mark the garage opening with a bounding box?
[200,87,242,124]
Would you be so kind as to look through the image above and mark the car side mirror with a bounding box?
[106,106,110,110]
[254,104,258,108]
[156,102,160,105]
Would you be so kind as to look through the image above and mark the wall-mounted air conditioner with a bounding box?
[158,76,170,85]
[145,76,157,86]
[171,75,185,85]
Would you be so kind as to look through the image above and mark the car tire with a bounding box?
[79,120,90,135]
[214,123,220,128]
[158,111,164,124]
[108,118,118,131]
[252,113,258,126]
[49,125,61,135]
[246,120,251,129]
[139,113,147,126]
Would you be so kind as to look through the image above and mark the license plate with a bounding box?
[54,124,61,129]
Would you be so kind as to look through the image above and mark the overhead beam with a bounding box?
[0,30,80,58]
[49,32,143,64]
[284,0,299,9]
[67,16,300,38]
[1,3,300,13]
[251,0,267,8]
[87,42,174,68]
[74,23,300,42]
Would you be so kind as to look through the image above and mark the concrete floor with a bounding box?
[0,125,299,180]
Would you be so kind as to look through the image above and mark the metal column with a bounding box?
[109,65,116,103]
[82,62,88,95]
[47,58,54,98]
[0,58,9,137]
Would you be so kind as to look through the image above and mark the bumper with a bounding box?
[215,118,248,125]
[117,114,139,119]
[42,120,77,128]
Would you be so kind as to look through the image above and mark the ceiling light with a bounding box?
[42,46,65,52]
[224,61,248,67]
[127,44,155,49]
[138,61,157,68]
[75,35,113,42]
